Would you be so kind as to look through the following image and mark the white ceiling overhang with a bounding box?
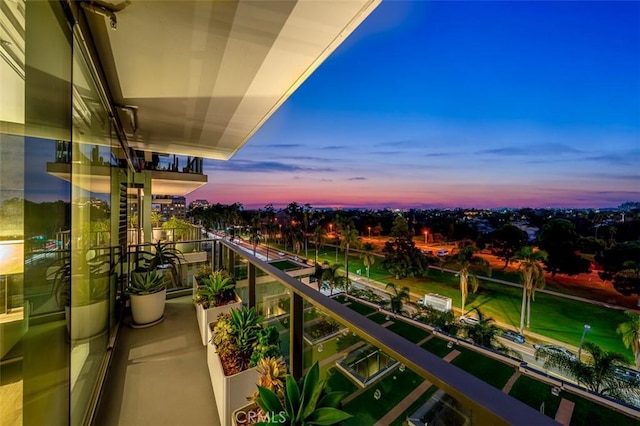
[85,0,381,160]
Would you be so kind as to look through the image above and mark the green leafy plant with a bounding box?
[254,361,352,425]
[135,241,184,286]
[212,306,282,375]
[194,270,236,308]
[129,270,166,295]
[249,357,287,403]
[52,250,112,307]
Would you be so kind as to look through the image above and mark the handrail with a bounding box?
[217,239,558,425]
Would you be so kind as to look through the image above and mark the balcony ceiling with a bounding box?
[85,0,380,160]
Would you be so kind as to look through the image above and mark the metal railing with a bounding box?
[211,238,558,425]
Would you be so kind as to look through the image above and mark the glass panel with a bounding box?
[69,32,113,426]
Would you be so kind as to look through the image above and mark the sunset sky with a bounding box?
[189,0,640,210]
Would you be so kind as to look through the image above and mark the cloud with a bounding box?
[373,139,418,148]
[477,143,583,156]
[584,149,640,165]
[321,145,347,150]
[205,160,334,173]
[263,143,304,149]
[348,177,367,181]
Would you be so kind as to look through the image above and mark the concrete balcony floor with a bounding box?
[96,296,221,425]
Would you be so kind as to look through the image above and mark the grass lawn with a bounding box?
[421,337,454,358]
[341,299,378,316]
[563,392,639,426]
[325,367,358,395]
[386,320,430,344]
[389,385,439,426]
[367,312,392,324]
[450,347,516,390]
[343,367,425,425]
[508,375,562,418]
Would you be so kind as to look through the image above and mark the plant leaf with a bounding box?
[318,391,347,408]
[306,407,353,425]
[256,385,283,413]
[299,363,323,421]
[285,374,300,417]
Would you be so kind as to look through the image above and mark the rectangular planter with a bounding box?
[195,294,243,345]
[207,342,259,425]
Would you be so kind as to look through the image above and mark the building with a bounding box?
[190,199,211,210]
[0,1,561,425]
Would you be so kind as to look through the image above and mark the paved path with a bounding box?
[373,380,433,426]
[443,349,461,363]
[417,334,434,346]
[555,398,575,426]
[502,371,521,394]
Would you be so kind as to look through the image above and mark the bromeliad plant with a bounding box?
[254,361,352,426]
[212,306,282,376]
[194,270,236,308]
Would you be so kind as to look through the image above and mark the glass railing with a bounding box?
[209,238,556,425]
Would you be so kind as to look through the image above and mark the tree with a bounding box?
[320,262,345,296]
[360,243,376,282]
[511,246,548,333]
[463,309,501,348]
[596,242,640,305]
[490,224,528,269]
[340,227,360,293]
[312,225,326,264]
[537,219,590,277]
[617,311,640,369]
[382,215,428,279]
[535,342,633,400]
[449,244,490,316]
[385,282,410,314]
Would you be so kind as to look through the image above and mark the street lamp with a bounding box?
[329,223,333,234]
[578,324,591,361]
[424,231,428,244]
[368,226,371,238]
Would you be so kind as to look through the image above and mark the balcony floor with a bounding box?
[95,296,221,425]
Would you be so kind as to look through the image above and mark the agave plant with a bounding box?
[136,241,184,286]
[129,270,166,295]
[254,361,352,425]
[195,270,236,308]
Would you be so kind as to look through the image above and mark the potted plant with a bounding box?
[52,250,111,340]
[194,270,243,345]
[193,265,213,298]
[128,269,167,327]
[208,306,283,424]
[136,241,184,287]
[253,361,352,425]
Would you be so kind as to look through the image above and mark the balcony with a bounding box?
[93,239,557,426]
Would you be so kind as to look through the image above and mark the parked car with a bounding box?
[421,249,434,255]
[500,329,525,344]
[533,344,577,361]
[613,366,640,383]
[436,249,449,257]
[459,315,480,326]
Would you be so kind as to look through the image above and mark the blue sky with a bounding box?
[192,0,640,210]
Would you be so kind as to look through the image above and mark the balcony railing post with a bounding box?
[290,292,303,381]
[248,263,256,308]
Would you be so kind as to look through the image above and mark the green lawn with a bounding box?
[450,347,516,390]
[367,312,392,324]
[325,367,358,395]
[508,375,562,419]
[563,392,639,426]
[386,320,430,344]
[421,336,454,358]
[343,367,425,425]
[341,299,378,316]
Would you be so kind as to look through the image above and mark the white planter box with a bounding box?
[207,342,259,425]
[195,294,242,345]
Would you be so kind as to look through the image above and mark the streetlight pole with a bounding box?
[424,231,428,244]
[578,324,591,361]
[368,226,371,238]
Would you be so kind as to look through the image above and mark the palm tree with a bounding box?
[463,309,501,348]
[617,311,640,369]
[535,342,632,400]
[385,282,410,314]
[312,225,326,264]
[511,246,548,333]
[360,243,376,282]
[340,227,360,294]
[450,244,490,316]
[320,262,343,296]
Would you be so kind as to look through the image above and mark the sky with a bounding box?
[192,1,640,210]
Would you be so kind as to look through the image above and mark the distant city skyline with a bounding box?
[189,1,640,210]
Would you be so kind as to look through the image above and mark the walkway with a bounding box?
[95,296,220,426]
[502,371,521,393]
[555,398,576,426]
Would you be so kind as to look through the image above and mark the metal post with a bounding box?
[248,263,256,308]
[290,292,303,380]
[578,324,591,361]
